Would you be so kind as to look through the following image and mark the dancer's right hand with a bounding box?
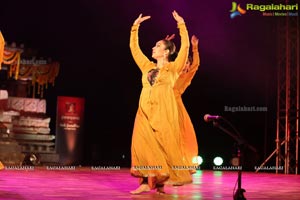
[191,35,199,46]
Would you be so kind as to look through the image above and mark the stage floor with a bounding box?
[1,167,299,200]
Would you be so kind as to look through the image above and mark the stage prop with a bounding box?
[0,35,59,99]
[56,96,85,165]
[0,33,60,166]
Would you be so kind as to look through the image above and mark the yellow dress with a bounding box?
[0,32,4,170]
[174,44,200,170]
[0,161,4,170]
[129,23,192,187]
[0,31,4,68]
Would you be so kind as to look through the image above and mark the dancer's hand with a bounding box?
[172,10,184,24]
[191,35,199,46]
[165,34,175,41]
[133,14,151,26]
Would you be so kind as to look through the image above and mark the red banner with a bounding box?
[56,96,85,165]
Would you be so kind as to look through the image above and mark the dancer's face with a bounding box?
[152,40,168,60]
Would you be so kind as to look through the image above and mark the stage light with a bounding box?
[192,156,203,165]
[231,157,239,166]
[213,157,223,166]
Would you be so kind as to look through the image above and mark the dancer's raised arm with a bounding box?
[129,14,151,72]
[172,10,190,74]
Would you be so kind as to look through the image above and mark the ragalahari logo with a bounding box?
[230,2,247,19]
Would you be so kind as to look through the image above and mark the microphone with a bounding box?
[204,114,222,122]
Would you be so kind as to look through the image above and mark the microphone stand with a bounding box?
[212,119,251,200]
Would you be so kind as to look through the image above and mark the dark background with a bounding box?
[1,0,283,170]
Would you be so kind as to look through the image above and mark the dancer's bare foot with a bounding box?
[130,184,150,194]
[156,185,165,195]
[173,183,184,186]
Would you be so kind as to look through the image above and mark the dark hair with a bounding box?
[162,39,176,61]
[169,51,178,62]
